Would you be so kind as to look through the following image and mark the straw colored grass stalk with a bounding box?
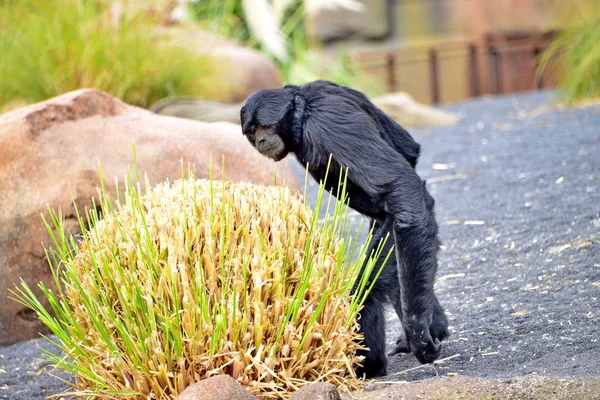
[14,173,387,399]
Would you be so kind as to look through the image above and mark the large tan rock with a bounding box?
[372,92,461,127]
[0,89,299,346]
[150,97,242,123]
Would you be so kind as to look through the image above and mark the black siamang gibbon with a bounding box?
[240,80,449,378]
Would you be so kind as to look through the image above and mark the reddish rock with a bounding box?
[290,382,341,400]
[0,89,299,346]
[176,375,257,400]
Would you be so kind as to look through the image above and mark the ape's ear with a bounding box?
[241,104,256,134]
[240,105,247,131]
[277,99,294,122]
[278,88,298,121]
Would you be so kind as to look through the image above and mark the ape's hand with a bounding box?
[389,317,443,363]
[405,322,441,364]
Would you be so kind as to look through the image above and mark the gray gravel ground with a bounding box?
[1,91,598,399]
[380,91,599,382]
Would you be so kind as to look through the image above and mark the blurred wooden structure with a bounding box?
[486,30,560,95]
[350,29,560,104]
[316,0,564,104]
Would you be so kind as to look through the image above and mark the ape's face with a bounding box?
[240,89,294,162]
[242,124,289,161]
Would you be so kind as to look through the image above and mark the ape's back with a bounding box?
[298,80,421,168]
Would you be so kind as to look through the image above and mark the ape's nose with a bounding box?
[257,138,265,145]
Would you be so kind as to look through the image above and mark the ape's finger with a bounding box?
[411,338,441,364]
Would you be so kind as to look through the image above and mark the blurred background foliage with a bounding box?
[0,0,217,112]
[0,0,367,113]
[537,0,600,103]
[1,0,599,112]
[190,0,252,44]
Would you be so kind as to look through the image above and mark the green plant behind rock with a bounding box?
[13,165,389,399]
[0,0,216,111]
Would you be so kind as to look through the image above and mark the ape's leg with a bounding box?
[354,217,395,378]
[390,279,404,324]
[386,178,448,364]
[388,287,410,355]
[366,219,440,359]
[355,291,387,378]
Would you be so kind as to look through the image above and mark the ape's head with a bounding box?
[240,87,297,162]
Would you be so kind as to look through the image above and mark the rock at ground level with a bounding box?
[0,89,299,346]
[371,92,461,127]
[150,97,241,123]
[342,376,600,400]
[176,375,256,400]
[290,382,341,400]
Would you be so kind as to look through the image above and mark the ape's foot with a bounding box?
[355,354,387,379]
[388,336,410,356]
[356,360,387,379]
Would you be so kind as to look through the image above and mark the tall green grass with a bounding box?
[0,0,216,111]
[538,1,600,103]
[190,0,251,42]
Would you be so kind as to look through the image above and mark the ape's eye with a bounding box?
[262,125,276,135]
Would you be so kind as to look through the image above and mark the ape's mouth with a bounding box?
[259,145,287,161]
[271,151,287,162]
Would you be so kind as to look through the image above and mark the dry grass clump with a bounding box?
[14,172,386,399]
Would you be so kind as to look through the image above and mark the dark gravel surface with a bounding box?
[381,91,600,381]
[1,91,599,399]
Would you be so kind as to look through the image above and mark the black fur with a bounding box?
[240,80,449,378]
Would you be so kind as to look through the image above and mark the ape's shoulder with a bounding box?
[297,80,343,99]
[295,80,421,168]
[299,80,338,90]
